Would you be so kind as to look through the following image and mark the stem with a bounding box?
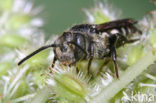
[91,52,156,103]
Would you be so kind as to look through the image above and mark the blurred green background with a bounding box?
[34,0,156,36]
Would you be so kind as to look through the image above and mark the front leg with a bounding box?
[67,41,87,55]
[49,56,57,73]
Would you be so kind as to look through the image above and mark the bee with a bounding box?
[18,18,142,78]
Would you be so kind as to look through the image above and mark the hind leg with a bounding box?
[110,46,119,79]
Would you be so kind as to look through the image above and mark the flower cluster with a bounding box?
[0,0,156,103]
[0,0,48,102]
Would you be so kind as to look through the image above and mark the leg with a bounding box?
[87,42,94,74]
[67,41,87,55]
[87,58,93,74]
[69,62,79,73]
[126,38,140,44]
[75,63,79,73]
[108,33,119,78]
[111,46,119,79]
[97,59,111,76]
[68,41,88,60]
[50,56,57,73]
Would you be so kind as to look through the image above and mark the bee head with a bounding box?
[54,32,75,65]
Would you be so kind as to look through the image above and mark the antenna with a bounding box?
[18,44,58,66]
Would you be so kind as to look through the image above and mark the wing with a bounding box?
[96,18,137,32]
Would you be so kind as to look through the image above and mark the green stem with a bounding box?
[91,52,156,103]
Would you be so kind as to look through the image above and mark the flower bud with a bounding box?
[53,73,87,103]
